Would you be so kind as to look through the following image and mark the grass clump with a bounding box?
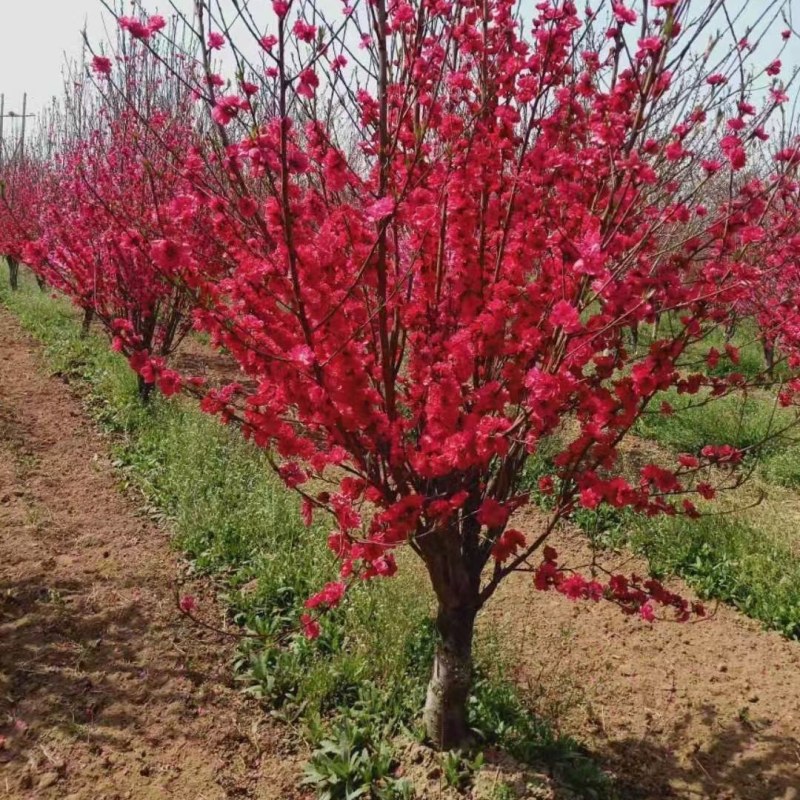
[634,387,794,457]
[759,444,800,489]
[1,264,614,799]
[628,514,800,639]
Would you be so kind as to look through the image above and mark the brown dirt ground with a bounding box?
[0,308,307,799]
[488,509,800,800]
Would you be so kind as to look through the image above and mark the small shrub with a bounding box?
[302,718,412,800]
[442,749,484,790]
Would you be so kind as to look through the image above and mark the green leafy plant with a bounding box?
[490,783,516,800]
[302,719,412,800]
[442,749,485,790]
[629,515,800,639]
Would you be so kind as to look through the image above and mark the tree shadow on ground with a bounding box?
[600,705,799,800]
[0,574,203,763]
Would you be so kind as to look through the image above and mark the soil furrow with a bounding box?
[0,308,303,800]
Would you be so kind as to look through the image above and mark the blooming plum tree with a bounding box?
[9,0,800,750]
[16,40,208,399]
[111,0,800,747]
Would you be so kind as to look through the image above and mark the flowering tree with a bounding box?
[732,186,800,377]
[111,0,800,747]
[0,161,43,290]
[27,110,198,397]
[18,35,211,399]
[13,0,799,748]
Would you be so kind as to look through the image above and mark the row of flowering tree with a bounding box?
[4,0,800,749]
[0,160,42,290]
[4,21,211,398]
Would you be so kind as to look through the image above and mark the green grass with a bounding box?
[633,312,800,486]
[522,477,800,643]
[632,315,770,381]
[1,265,614,799]
[634,387,795,458]
[756,441,800,489]
[627,514,800,639]
[518,380,800,643]
[688,321,769,381]
[629,388,800,639]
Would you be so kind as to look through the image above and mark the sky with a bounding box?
[1,1,799,142]
[0,1,193,116]
[0,0,101,117]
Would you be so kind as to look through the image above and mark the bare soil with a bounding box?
[489,510,800,800]
[0,309,306,799]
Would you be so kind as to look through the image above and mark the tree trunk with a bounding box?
[423,603,477,750]
[137,374,154,404]
[81,307,94,338]
[7,257,19,291]
[35,274,46,292]
[763,337,775,378]
[629,323,639,353]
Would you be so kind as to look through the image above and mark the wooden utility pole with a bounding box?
[19,93,27,161]
[0,94,35,165]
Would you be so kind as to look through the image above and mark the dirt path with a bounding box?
[0,308,304,799]
[489,513,800,800]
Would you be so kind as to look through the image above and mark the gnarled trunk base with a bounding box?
[423,604,476,750]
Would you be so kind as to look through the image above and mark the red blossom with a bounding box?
[549,300,581,333]
[300,613,321,639]
[92,56,113,76]
[211,95,246,125]
[612,2,637,25]
[491,529,526,562]
[477,497,510,529]
[297,68,319,99]
[305,581,347,610]
[179,595,198,613]
[365,196,395,222]
[207,32,226,50]
[538,476,555,495]
[293,20,317,42]
[119,16,152,40]
[147,15,167,33]
[697,482,715,500]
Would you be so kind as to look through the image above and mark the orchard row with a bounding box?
[2,0,800,748]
